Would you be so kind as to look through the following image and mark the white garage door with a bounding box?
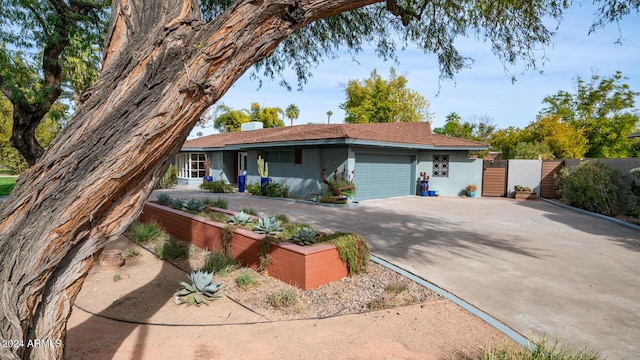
[354,153,414,200]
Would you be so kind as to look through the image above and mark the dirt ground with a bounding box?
[66,237,520,359]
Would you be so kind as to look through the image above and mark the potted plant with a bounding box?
[257,156,269,193]
[465,184,478,197]
[514,185,536,200]
[419,172,429,196]
[321,167,356,197]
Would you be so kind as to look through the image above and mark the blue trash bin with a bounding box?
[203,176,213,183]
[420,180,429,196]
[238,175,246,192]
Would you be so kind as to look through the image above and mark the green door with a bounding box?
[354,153,414,200]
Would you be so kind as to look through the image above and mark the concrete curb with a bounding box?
[540,198,640,232]
[370,255,533,351]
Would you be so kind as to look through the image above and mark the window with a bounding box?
[265,150,294,164]
[177,153,206,178]
[432,155,449,177]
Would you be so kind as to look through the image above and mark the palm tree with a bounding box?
[285,104,300,126]
[326,110,333,124]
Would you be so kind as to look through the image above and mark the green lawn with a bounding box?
[0,177,17,196]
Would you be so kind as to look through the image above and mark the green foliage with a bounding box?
[625,168,640,217]
[253,217,284,236]
[542,71,639,158]
[285,104,300,126]
[274,214,290,223]
[385,280,409,294]
[241,207,258,216]
[291,227,320,246]
[0,176,17,196]
[212,104,251,132]
[157,165,178,189]
[281,222,311,240]
[125,248,141,259]
[512,141,555,160]
[433,113,496,143]
[341,68,431,123]
[262,181,290,198]
[250,102,285,129]
[170,198,185,210]
[154,237,190,261]
[266,288,299,309]
[182,198,206,213]
[174,270,222,306]
[246,182,262,195]
[203,251,238,275]
[525,114,588,159]
[326,232,370,275]
[112,274,121,282]
[200,180,235,193]
[227,211,253,226]
[128,220,166,244]
[201,196,228,209]
[257,156,268,178]
[155,193,173,206]
[481,337,601,360]
[555,161,624,216]
[235,272,260,289]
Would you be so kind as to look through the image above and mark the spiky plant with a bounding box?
[227,211,252,226]
[183,198,206,212]
[253,216,283,236]
[291,226,319,246]
[155,193,173,205]
[174,270,222,306]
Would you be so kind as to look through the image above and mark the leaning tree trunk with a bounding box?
[0,0,378,358]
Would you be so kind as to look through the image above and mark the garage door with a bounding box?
[355,153,413,200]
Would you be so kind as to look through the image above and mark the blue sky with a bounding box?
[190,2,640,138]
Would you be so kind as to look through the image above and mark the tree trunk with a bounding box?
[0,0,379,358]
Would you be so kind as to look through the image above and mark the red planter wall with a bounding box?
[139,202,348,290]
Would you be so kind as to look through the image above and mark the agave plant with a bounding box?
[183,198,206,212]
[227,211,252,225]
[170,198,185,210]
[155,193,173,206]
[174,270,222,306]
[291,226,319,246]
[253,216,283,236]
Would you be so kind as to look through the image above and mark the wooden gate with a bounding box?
[482,160,508,197]
[540,160,564,198]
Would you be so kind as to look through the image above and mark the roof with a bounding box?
[182,122,489,150]
[628,132,640,138]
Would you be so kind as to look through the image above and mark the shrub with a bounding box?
[211,197,228,209]
[203,251,238,275]
[128,220,165,244]
[245,182,262,195]
[241,207,258,216]
[481,337,601,360]
[555,161,624,216]
[326,232,370,275]
[200,180,235,193]
[235,272,260,289]
[267,288,299,309]
[154,236,190,261]
[125,248,141,259]
[263,181,290,198]
[157,165,177,189]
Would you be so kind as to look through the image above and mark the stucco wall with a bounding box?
[507,159,542,197]
[417,151,483,197]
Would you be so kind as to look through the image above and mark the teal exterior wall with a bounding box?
[417,151,483,197]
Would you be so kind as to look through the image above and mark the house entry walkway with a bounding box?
[152,186,640,359]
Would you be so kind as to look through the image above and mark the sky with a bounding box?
[189,2,640,138]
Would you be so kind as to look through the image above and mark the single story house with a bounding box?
[179,122,489,200]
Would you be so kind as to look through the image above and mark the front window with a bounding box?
[265,150,294,164]
[178,153,206,178]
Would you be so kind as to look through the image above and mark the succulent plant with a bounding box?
[183,198,206,212]
[174,270,222,306]
[155,193,173,205]
[253,216,283,236]
[227,211,252,225]
[170,198,184,210]
[291,227,319,246]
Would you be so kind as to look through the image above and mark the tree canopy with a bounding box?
[285,104,300,126]
[433,113,496,142]
[341,68,431,123]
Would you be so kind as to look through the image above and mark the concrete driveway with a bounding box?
[155,188,640,359]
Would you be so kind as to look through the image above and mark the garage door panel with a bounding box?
[355,154,413,200]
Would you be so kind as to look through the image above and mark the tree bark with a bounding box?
[0,0,379,358]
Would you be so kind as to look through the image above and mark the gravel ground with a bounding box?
[165,243,441,321]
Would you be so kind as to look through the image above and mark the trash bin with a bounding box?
[238,175,246,192]
[203,176,213,183]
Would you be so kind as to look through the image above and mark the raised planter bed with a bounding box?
[514,191,537,200]
[139,202,348,290]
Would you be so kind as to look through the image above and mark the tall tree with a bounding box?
[213,105,250,132]
[250,102,285,128]
[0,0,108,166]
[434,113,496,142]
[326,110,333,124]
[525,114,588,158]
[341,68,432,123]
[1,0,635,358]
[285,104,300,126]
[541,71,639,158]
